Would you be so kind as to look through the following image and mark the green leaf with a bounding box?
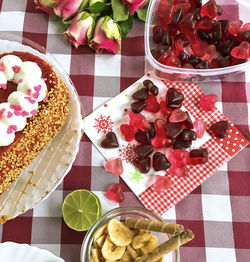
[111,0,129,22]
[136,2,149,22]
[88,2,112,14]
[119,15,133,37]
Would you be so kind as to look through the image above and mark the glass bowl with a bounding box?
[81,206,180,262]
[145,0,250,81]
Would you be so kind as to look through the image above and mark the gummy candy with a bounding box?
[231,41,250,59]
[158,0,174,29]
[152,175,173,193]
[212,21,222,41]
[133,157,151,173]
[201,45,217,64]
[152,119,172,149]
[169,109,188,123]
[144,94,160,113]
[194,119,206,138]
[240,23,250,32]
[120,124,134,142]
[129,111,151,132]
[236,30,250,43]
[210,120,229,138]
[101,132,119,148]
[134,144,154,158]
[132,88,148,101]
[162,30,171,46]
[183,111,194,129]
[199,94,218,111]
[175,38,184,56]
[200,0,221,19]
[168,149,189,168]
[104,158,123,176]
[160,101,173,116]
[164,122,182,139]
[228,20,243,36]
[105,184,124,203]
[188,148,209,165]
[153,152,171,171]
[131,101,148,114]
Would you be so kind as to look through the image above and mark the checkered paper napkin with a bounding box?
[84,73,249,216]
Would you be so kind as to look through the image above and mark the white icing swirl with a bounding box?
[0,55,22,80]
[0,102,26,131]
[0,121,15,146]
[17,78,47,102]
[0,54,48,147]
[14,61,42,83]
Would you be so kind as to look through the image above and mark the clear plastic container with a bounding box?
[145,0,250,81]
[81,206,180,262]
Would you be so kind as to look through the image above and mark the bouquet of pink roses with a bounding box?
[34,0,149,54]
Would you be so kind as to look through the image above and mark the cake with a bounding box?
[0,51,70,194]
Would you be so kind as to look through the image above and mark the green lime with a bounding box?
[62,189,102,231]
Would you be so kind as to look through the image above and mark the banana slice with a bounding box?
[96,235,106,248]
[127,245,138,260]
[108,219,134,246]
[132,233,158,254]
[91,248,102,262]
[102,236,126,260]
[120,251,133,262]
[94,224,108,244]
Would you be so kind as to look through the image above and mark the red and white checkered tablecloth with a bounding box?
[0,1,250,262]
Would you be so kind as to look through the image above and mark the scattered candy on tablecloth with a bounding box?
[104,158,123,176]
[105,184,124,203]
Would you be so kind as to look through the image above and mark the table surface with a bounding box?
[0,1,250,262]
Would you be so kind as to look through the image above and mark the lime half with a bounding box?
[62,189,102,231]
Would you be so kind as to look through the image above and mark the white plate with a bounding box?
[0,242,65,262]
[0,39,83,222]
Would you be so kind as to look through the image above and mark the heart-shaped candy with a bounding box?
[144,94,160,113]
[132,88,148,101]
[153,152,171,171]
[101,132,119,148]
[194,119,206,138]
[134,144,154,158]
[120,124,134,142]
[199,94,218,111]
[169,109,188,123]
[104,158,123,176]
[231,41,250,59]
[132,156,151,174]
[134,130,151,145]
[131,101,148,114]
[210,120,229,138]
[152,175,172,193]
[164,122,182,139]
[105,184,124,203]
[166,88,184,108]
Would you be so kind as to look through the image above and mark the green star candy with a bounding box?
[130,169,143,184]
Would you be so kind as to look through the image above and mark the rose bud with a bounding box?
[65,12,95,48]
[34,0,58,15]
[54,0,88,20]
[89,16,121,54]
[122,0,148,15]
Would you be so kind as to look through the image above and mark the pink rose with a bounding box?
[90,16,121,54]
[65,12,95,48]
[34,0,58,15]
[122,0,148,15]
[54,0,86,20]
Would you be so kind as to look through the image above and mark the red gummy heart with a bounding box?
[200,0,221,19]
[168,149,189,168]
[144,94,160,113]
[194,119,207,138]
[104,158,123,176]
[199,94,218,111]
[120,124,134,142]
[129,111,151,132]
[152,118,172,149]
[168,166,188,177]
[160,101,173,116]
[152,175,173,193]
[228,20,243,35]
[105,184,124,203]
[231,41,250,59]
[169,109,188,123]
